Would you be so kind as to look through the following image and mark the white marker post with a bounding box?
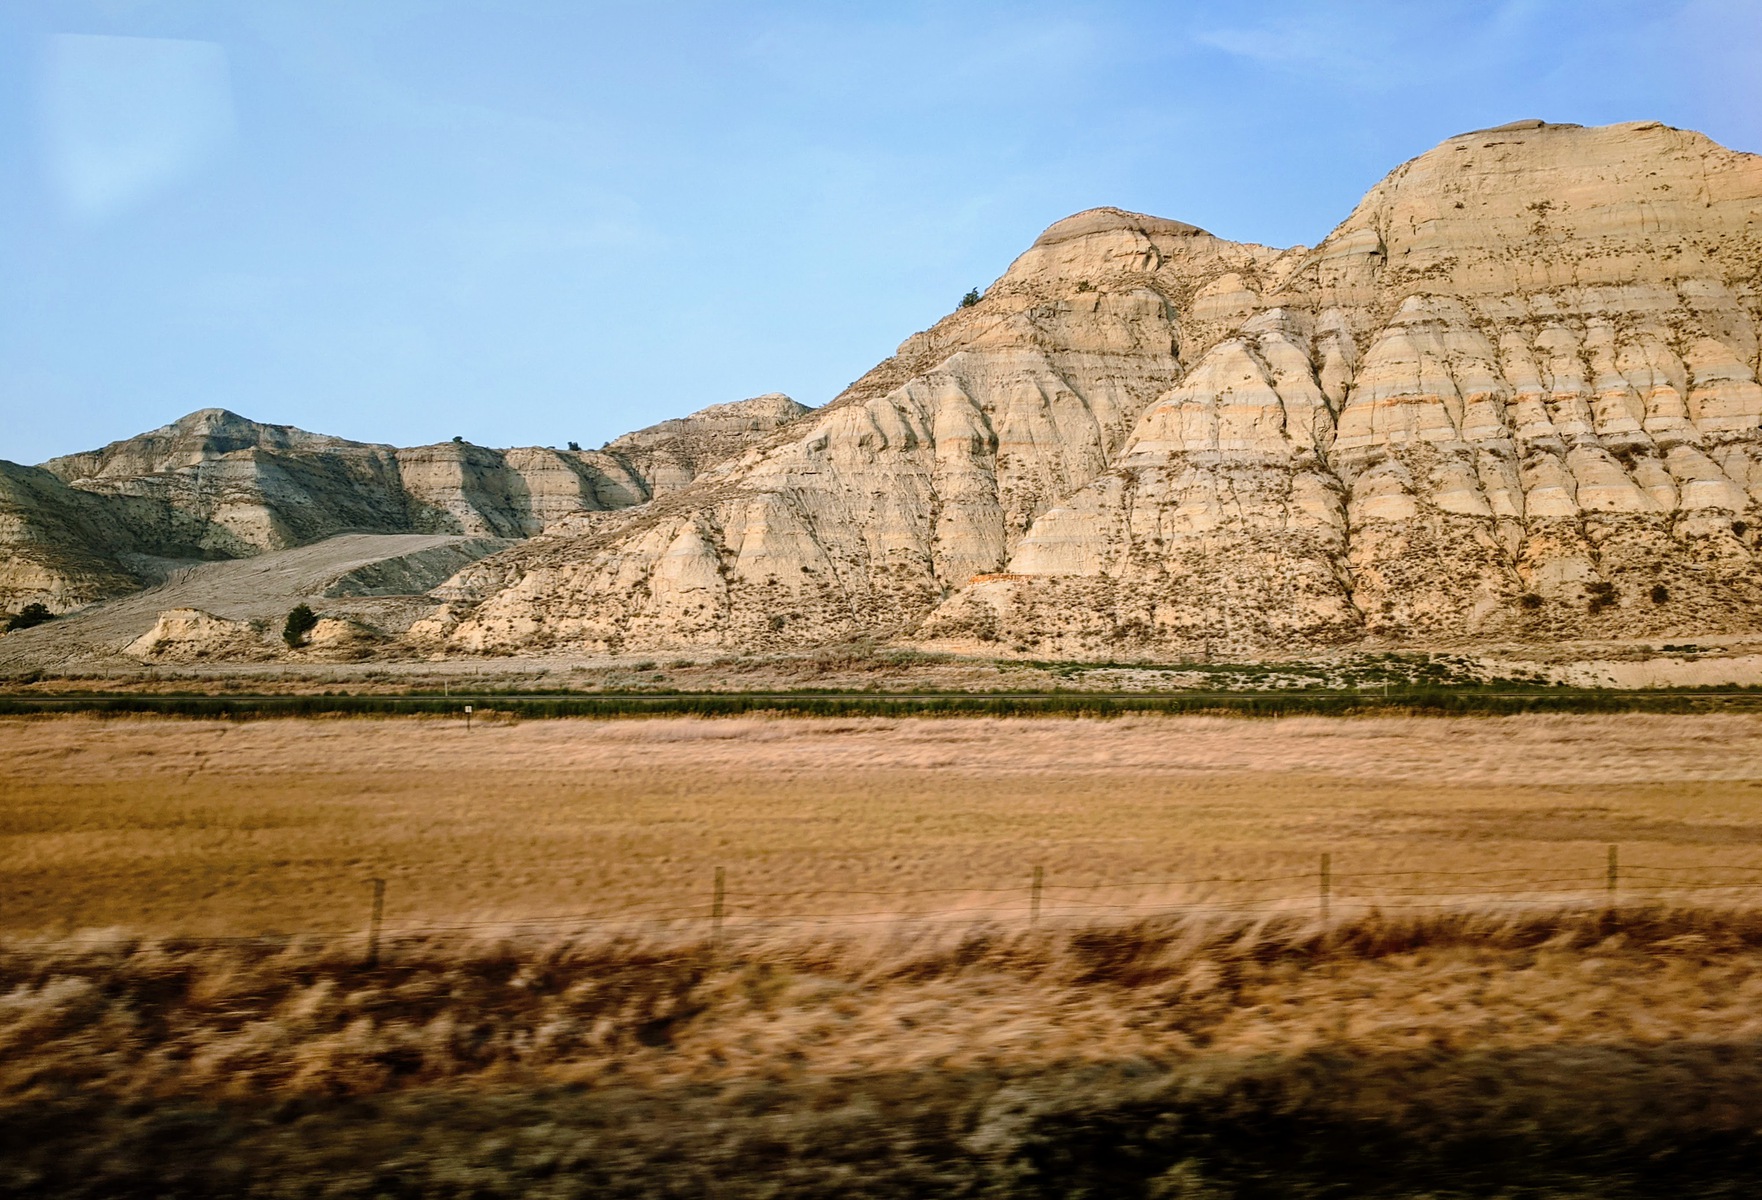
[464,703,473,732]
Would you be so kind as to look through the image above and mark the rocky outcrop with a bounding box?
[120,606,385,662]
[931,121,1762,656]
[322,538,514,598]
[441,212,1282,653]
[124,608,267,662]
[601,393,811,498]
[442,121,1762,658]
[40,408,649,552]
[300,616,389,662]
[2,397,804,614]
[9,122,1761,662]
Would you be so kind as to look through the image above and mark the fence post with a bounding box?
[1319,853,1332,931]
[365,878,385,968]
[1030,865,1044,927]
[711,866,726,948]
[1607,844,1618,907]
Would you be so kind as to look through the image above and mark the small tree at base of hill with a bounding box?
[283,604,319,649]
[2,603,55,632]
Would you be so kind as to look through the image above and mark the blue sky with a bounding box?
[3,1,1758,464]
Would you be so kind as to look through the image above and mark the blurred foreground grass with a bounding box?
[5,908,1762,1197]
[10,714,1762,1194]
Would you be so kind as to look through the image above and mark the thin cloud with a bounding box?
[1193,3,1545,89]
[40,34,237,223]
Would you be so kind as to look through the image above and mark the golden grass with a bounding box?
[8,712,1762,1195]
[6,910,1762,1196]
[0,908,1756,1100]
[5,713,1762,936]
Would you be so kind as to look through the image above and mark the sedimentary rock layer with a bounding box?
[1,398,805,613]
[8,120,1759,661]
[441,120,1762,657]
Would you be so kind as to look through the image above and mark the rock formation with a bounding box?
[8,120,1760,663]
[601,394,811,498]
[0,461,150,613]
[124,608,267,662]
[0,397,807,614]
[439,121,1762,658]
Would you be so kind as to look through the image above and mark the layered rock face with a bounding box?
[10,121,1759,658]
[602,394,811,497]
[2,398,804,612]
[0,462,148,612]
[445,121,1762,657]
[441,213,1283,651]
[937,120,1762,655]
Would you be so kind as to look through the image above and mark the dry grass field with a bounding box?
[4,712,1762,936]
[7,713,1762,1197]
[8,910,1762,1197]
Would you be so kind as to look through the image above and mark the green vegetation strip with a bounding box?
[5,687,1762,718]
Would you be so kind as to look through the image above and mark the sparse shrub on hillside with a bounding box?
[1518,592,1544,610]
[2,603,55,633]
[1586,580,1617,613]
[1651,583,1670,605]
[960,288,981,308]
[282,604,319,649]
[1734,520,1749,536]
[567,440,582,451]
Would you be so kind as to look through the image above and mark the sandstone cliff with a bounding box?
[1,397,806,614]
[602,394,811,498]
[10,121,1760,661]
[440,121,1762,657]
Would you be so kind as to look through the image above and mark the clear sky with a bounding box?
[3,1,1758,465]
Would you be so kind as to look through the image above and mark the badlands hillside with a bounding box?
[5,119,1761,666]
[0,396,807,615]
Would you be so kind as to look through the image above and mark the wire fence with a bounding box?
[48,845,1762,957]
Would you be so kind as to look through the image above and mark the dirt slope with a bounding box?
[0,533,507,670]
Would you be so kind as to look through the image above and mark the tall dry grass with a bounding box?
[8,905,1762,1100]
[6,907,1762,1196]
[8,714,1762,1194]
